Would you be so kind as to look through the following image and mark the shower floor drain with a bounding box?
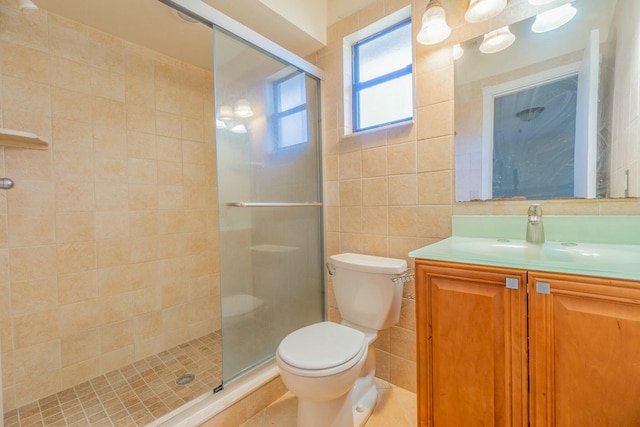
[176,373,195,385]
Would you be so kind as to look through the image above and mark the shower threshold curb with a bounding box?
[149,360,279,427]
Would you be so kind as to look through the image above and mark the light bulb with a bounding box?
[234,99,253,118]
[479,26,516,54]
[465,0,507,23]
[219,105,233,121]
[531,4,577,33]
[416,1,451,45]
[17,0,38,13]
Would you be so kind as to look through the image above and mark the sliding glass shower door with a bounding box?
[212,27,324,382]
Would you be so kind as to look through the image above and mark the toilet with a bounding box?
[276,253,408,427]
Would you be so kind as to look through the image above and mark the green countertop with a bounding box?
[410,216,640,281]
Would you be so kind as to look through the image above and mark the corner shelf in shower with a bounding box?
[0,128,49,150]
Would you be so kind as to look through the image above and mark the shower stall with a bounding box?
[0,0,323,425]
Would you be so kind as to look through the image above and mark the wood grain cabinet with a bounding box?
[416,259,640,427]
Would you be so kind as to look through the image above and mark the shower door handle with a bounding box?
[227,202,323,207]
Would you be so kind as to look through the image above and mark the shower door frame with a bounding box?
[158,0,324,80]
[158,0,326,386]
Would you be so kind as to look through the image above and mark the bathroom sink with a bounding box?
[452,239,639,264]
[411,237,640,280]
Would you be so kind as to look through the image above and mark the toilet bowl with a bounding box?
[276,253,408,427]
[276,321,368,427]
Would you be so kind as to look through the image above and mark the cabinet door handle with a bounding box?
[536,281,551,294]
[506,277,519,289]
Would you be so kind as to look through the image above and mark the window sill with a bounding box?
[341,120,414,140]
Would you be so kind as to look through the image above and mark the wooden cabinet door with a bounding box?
[416,260,528,427]
[529,272,640,426]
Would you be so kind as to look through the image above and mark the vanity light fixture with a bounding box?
[516,106,545,122]
[175,10,199,23]
[230,123,248,134]
[234,99,254,118]
[464,0,507,23]
[479,26,516,53]
[17,0,38,13]
[416,0,451,45]
[219,105,234,121]
[453,44,464,60]
[531,3,577,33]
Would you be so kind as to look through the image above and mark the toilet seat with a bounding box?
[277,321,366,377]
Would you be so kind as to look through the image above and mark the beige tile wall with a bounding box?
[0,0,219,412]
[308,0,640,393]
[307,0,455,393]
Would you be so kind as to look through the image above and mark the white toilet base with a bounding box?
[352,385,377,427]
[297,391,353,427]
[350,337,378,427]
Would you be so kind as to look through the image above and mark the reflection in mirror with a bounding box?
[454,0,639,202]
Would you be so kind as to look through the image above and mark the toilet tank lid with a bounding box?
[329,253,407,274]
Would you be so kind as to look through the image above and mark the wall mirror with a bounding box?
[454,0,638,202]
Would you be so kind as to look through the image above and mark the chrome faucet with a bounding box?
[526,204,545,244]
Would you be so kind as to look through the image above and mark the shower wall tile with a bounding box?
[51,120,92,153]
[60,329,100,367]
[1,42,50,83]
[127,131,157,160]
[50,56,92,94]
[10,278,57,316]
[50,88,91,123]
[0,0,219,411]
[7,214,55,247]
[5,147,52,181]
[90,67,125,101]
[100,320,134,353]
[57,271,98,306]
[7,180,54,216]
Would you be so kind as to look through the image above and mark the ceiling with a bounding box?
[33,0,378,72]
[32,0,579,73]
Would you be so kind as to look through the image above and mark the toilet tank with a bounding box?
[329,253,407,331]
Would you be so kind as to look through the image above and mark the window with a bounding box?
[273,71,308,148]
[351,17,413,132]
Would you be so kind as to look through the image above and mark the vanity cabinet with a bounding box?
[416,259,640,427]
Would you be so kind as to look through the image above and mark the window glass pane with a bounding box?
[279,110,308,147]
[278,73,306,111]
[358,74,412,129]
[357,22,412,83]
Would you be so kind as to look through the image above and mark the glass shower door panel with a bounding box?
[213,27,323,382]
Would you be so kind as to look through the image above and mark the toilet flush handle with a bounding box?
[326,262,336,276]
[391,269,414,285]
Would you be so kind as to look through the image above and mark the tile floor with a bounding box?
[240,379,417,427]
[3,332,222,427]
